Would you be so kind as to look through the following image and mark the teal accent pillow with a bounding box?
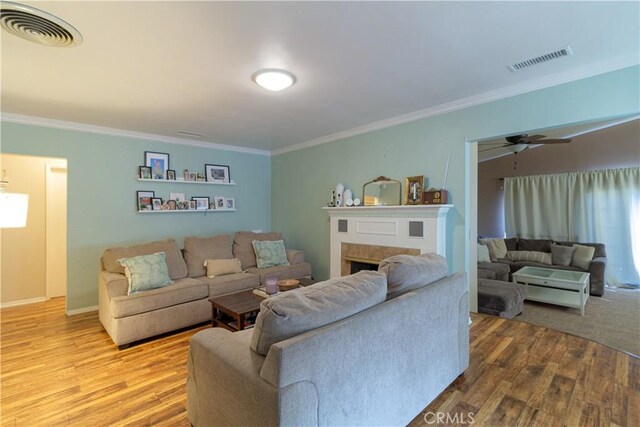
[117,252,174,295]
[252,240,290,269]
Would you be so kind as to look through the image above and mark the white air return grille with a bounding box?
[508,46,573,72]
[0,2,82,47]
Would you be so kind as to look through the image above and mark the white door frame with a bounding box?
[465,139,478,312]
[45,164,67,299]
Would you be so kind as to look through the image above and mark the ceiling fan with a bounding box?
[479,134,572,153]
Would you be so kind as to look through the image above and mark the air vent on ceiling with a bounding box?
[507,46,573,72]
[0,2,82,47]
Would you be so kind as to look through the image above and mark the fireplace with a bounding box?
[324,205,451,278]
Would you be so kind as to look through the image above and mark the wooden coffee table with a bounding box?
[209,290,262,332]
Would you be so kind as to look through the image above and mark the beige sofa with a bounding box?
[98,231,311,348]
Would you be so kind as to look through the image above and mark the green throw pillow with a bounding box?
[117,252,174,295]
[251,240,290,269]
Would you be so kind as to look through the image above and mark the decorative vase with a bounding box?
[335,183,344,207]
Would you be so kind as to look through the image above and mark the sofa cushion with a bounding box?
[184,234,233,278]
[250,270,387,356]
[517,238,553,253]
[110,278,208,318]
[504,237,518,252]
[477,244,491,263]
[196,272,260,297]
[246,262,312,285]
[479,238,507,261]
[551,244,575,266]
[252,240,290,269]
[378,253,448,299]
[557,241,606,259]
[117,252,174,294]
[477,268,496,280]
[102,238,188,280]
[477,262,510,282]
[571,244,596,270]
[234,231,283,269]
[505,250,552,265]
[205,258,243,278]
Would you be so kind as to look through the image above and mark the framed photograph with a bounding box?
[151,198,162,210]
[196,172,205,182]
[137,190,155,211]
[166,170,176,180]
[189,172,197,182]
[167,200,177,210]
[205,164,230,183]
[192,196,210,210]
[145,151,170,180]
[139,166,151,180]
[405,175,425,205]
[183,169,190,180]
[177,201,189,210]
[209,201,216,210]
[225,197,235,210]
[169,192,186,202]
[189,200,197,210]
[214,196,226,209]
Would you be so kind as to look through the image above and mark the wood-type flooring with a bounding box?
[1,298,638,426]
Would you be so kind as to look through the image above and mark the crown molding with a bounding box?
[272,57,639,156]
[0,113,271,157]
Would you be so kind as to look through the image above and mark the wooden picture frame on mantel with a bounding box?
[404,175,424,205]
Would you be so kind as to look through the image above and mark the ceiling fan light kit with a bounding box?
[252,69,296,91]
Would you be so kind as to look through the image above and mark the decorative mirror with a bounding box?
[362,176,402,206]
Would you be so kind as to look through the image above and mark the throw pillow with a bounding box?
[252,240,290,269]
[550,244,575,266]
[378,253,448,299]
[250,270,387,356]
[117,252,174,295]
[505,250,552,265]
[477,244,491,263]
[478,238,508,261]
[571,244,596,270]
[204,258,243,278]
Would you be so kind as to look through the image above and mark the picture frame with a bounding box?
[139,166,151,180]
[209,201,216,210]
[196,172,205,182]
[183,169,190,180]
[167,200,177,210]
[166,170,176,180]
[151,198,162,210]
[192,196,210,210]
[145,151,170,180]
[405,175,425,205]
[137,190,155,211]
[189,200,197,210]
[189,172,197,182]
[205,164,230,183]
[225,197,235,210]
[214,196,226,209]
[169,192,186,202]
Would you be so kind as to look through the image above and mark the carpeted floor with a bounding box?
[515,286,640,357]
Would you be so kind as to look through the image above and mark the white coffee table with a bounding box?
[512,266,590,315]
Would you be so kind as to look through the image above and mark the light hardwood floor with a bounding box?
[1,298,638,426]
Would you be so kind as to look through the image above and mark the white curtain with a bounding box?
[505,167,640,286]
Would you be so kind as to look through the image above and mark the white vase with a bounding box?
[335,183,344,207]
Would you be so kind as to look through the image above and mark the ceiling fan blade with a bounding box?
[522,134,546,142]
[533,138,572,144]
[479,145,508,153]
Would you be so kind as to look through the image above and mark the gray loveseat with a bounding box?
[478,238,606,296]
[187,255,469,426]
[99,231,311,348]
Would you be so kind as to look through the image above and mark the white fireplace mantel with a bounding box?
[323,205,452,278]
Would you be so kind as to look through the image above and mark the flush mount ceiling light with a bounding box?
[251,69,296,91]
[0,1,82,47]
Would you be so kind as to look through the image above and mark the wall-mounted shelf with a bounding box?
[138,209,237,214]
[137,178,236,186]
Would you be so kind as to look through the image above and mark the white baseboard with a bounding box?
[0,297,47,308]
[66,305,98,316]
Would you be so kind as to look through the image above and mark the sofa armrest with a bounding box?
[187,328,279,426]
[588,257,606,296]
[286,249,305,265]
[99,271,128,299]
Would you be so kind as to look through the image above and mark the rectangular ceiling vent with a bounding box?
[507,46,573,72]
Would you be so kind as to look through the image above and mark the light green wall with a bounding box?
[272,66,640,281]
[0,123,271,311]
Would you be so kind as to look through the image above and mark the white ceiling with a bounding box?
[1,1,638,153]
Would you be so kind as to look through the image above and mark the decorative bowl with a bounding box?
[278,279,299,291]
